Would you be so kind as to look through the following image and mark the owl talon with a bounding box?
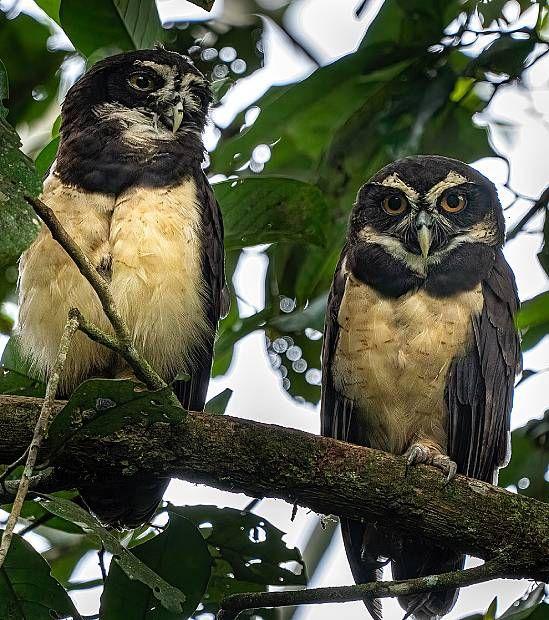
[405,442,457,484]
[433,455,457,484]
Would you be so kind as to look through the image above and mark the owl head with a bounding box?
[56,48,212,193]
[61,47,212,147]
[349,156,505,274]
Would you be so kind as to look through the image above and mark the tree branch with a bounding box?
[0,394,548,583]
[217,557,510,619]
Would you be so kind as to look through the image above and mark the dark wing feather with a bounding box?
[320,251,382,620]
[321,250,355,442]
[173,171,228,412]
[446,250,521,482]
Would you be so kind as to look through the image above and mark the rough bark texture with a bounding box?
[1,394,548,581]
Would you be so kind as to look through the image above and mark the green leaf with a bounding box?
[517,292,549,351]
[499,584,546,619]
[47,378,185,453]
[527,603,549,620]
[484,597,498,620]
[205,388,233,415]
[0,91,41,270]
[34,135,59,177]
[101,512,212,619]
[0,532,81,620]
[171,505,306,589]
[0,307,12,335]
[60,0,167,57]
[40,495,187,614]
[12,492,85,536]
[216,177,329,249]
[0,337,46,397]
[499,411,549,501]
[35,0,61,23]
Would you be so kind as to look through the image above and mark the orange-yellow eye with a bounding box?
[382,195,407,215]
[128,73,155,91]
[441,192,466,213]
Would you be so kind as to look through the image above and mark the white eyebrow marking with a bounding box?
[425,171,468,205]
[375,173,420,202]
[134,60,176,79]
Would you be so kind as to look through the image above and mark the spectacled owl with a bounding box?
[18,48,228,527]
[321,155,521,619]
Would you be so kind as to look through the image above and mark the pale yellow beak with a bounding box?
[417,225,432,259]
[172,101,184,133]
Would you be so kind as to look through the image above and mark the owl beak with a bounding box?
[415,210,433,259]
[172,100,184,133]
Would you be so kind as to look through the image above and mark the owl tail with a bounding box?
[391,539,464,620]
[340,518,384,620]
[79,475,169,529]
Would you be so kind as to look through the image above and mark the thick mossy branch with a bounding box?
[0,394,548,582]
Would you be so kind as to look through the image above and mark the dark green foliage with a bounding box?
[100,512,211,619]
[60,0,167,56]
[0,337,46,397]
[500,412,549,501]
[0,533,81,620]
[169,505,306,616]
[205,387,233,415]
[47,378,185,453]
[0,63,41,270]
[41,495,188,614]
[218,177,328,249]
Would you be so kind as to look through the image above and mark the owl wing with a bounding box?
[445,249,521,482]
[320,251,383,620]
[320,251,355,441]
[173,172,228,412]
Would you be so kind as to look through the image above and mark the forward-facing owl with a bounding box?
[18,48,227,527]
[321,156,521,619]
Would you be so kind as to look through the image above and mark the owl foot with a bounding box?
[405,442,457,484]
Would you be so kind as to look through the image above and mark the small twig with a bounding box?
[217,558,509,619]
[277,23,321,67]
[98,546,107,582]
[18,512,53,536]
[69,308,166,394]
[0,448,29,488]
[0,315,79,568]
[507,186,549,241]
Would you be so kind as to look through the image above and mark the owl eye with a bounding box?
[128,72,156,92]
[382,195,407,215]
[441,192,466,213]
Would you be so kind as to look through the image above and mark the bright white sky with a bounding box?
[1,0,548,618]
